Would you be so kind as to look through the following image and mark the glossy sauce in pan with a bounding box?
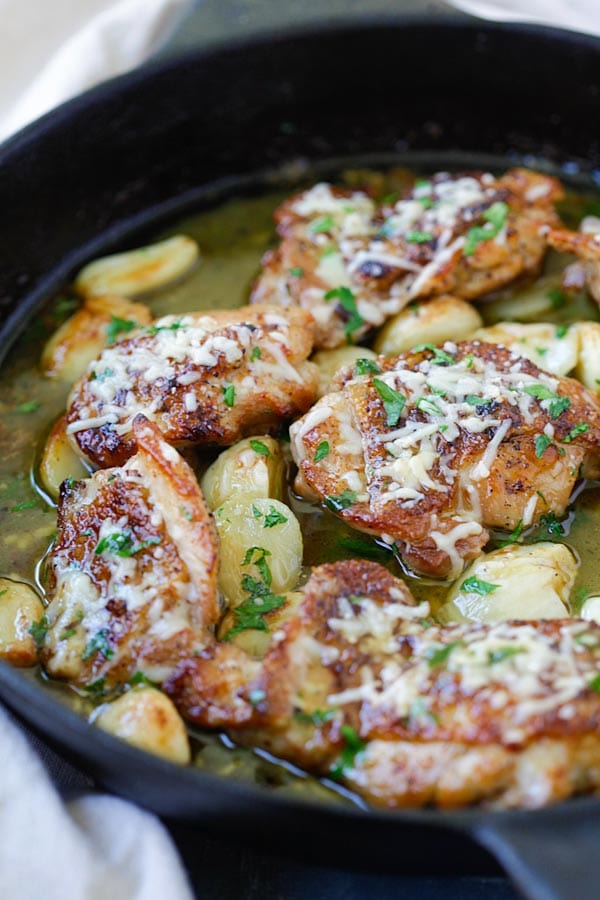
[1,168,600,803]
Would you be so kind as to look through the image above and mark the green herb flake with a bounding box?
[82,628,113,661]
[309,214,335,234]
[29,615,48,649]
[323,286,364,341]
[563,423,589,443]
[354,357,381,376]
[222,384,236,408]
[249,439,271,457]
[224,590,285,641]
[84,678,107,696]
[556,324,569,338]
[250,346,262,361]
[407,697,439,726]
[13,401,40,414]
[539,511,565,536]
[373,378,406,427]
[547,288,567,310]
[463,201,509,257]
[336,536,390,562]
[295,708,336,726]
[488,646,524,665]
[263,506,288,529]
[412,343,456,365]
[314,441,330,462]
[144,320,184,337]
[325,490,358,512]
[242,546,273,586]
[129,671,157,688]
[425,641,462,668]
[11,500,39,512]
[460,576,500,596]
[588,675,600,693]
[416,397,442,417]
[59,628,77,640]
[252,504,262,520]
[329,725,367,781]
[106,316,137,345]
[289,267,304,277]
[535,433,554,458]
[179,505,193,522]
[405,229,433,244]
[94,531,160,558]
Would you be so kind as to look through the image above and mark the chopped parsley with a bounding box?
[59,628,77,640]
[336,536,390,562]
[416,397,442,417]
[106,316,137,345]
[463,201,509,256]
[325,490,358,512]
[129,671,158,688]
[13,401,40,414]
[488,646,524,665]
[323,287,364,341]
[12,500,39,512]
[547,288,567,310]
[373,378,406,426]
[539,511,565,536]
[29,615,48,649]
[534,433,554,457]
[84,678,107,696]
[295,708,336,726]
[354,357,381,376]
[249,439,271,457]
[425,641,462,668]
[145,320,184,337]
[223,547,285,640]
[523,384,571,419]
[460,576,500,596]
[329,725,366,781]
[250,346,262,361]
[252,505,288,529]
[222,384,236,408]
[556,324,569,339]
[588,675,600,693]
[497,519,523,548]
[405,229,433,243]
[94,531,160,557]
[407,697,439,726]
[412,343,456,365]
[309,214,335,234]
[289,267,304,277]
[314,440,330,462]
[563,423,589,443]
[82,628,113,661]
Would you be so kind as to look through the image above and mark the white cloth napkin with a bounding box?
[0,0,194,142]
[447,0,600,37]
[0,706,194,900]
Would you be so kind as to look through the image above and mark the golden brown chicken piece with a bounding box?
[290,341,600,578]
[547,218,600,303]
[251,169,563,349]
[65,304,319,468]
[41,416,219,689]
[167,560,600,809]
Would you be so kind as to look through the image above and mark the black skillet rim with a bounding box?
[0,13,599,840]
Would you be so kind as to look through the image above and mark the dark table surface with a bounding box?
[14,1,525,896]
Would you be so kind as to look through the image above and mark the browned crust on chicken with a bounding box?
[41,416,219,688]
[290,341,600,578]
[251,169,563,349]
[547,225,600,303]
[166,560,600,809]
[65,304,319,468]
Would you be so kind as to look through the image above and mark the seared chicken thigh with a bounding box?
[291,342,600,578]
[251,169,562,349]
[41,416,219,688]
[547,217,600,304]
[167,560,600,809]
[65,305,319,468]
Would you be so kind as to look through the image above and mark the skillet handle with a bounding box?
[473,807,600,900]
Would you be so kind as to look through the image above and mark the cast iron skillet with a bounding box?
[1,17,599,899]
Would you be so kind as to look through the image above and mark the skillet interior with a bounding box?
[1,17,600,896]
